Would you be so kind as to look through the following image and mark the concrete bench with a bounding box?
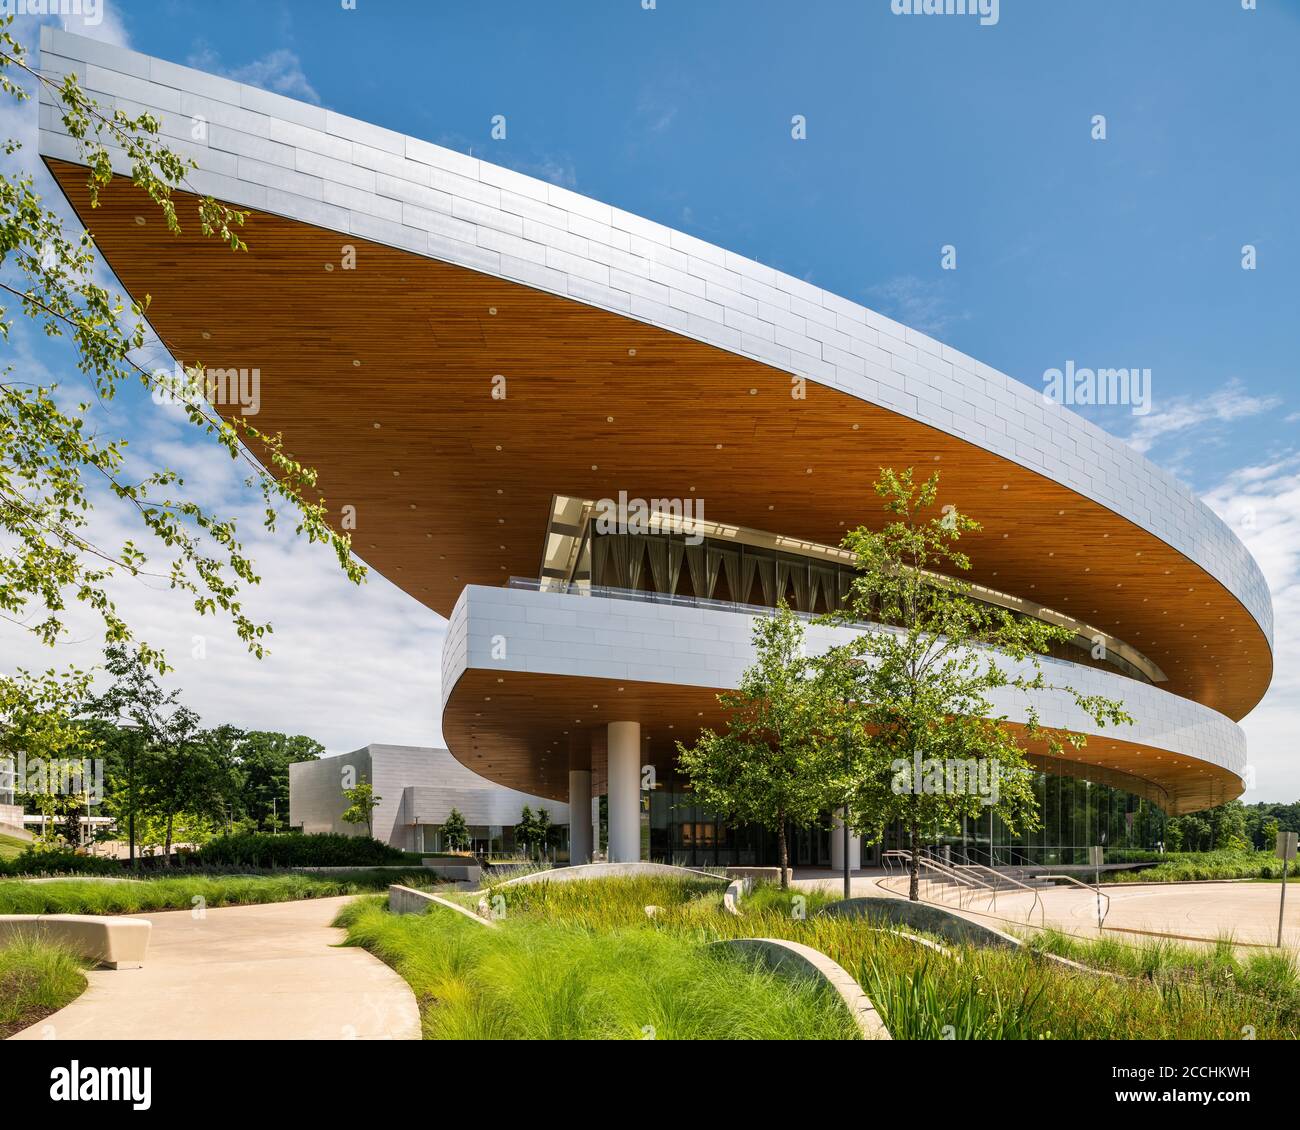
[0,914,151,969]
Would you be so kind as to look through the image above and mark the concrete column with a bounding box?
[567,734,593,866]
[607,721,642,863]
[568,770,592,864]
[829,809,861,872]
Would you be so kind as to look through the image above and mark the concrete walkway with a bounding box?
[9,896,420,1040]
[793,868,1300,951]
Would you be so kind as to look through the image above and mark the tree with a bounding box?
[82,645,174,865]
[677,603,843,889]
[828,469,1133,901]
[534,807,553,861]
[0,667,101,849]
[440,807,470,852]
[0,19,360,705]
[230,731,321,832]
[514,804,538,860]
[1261,817,1281,854]
[341,782,380,838]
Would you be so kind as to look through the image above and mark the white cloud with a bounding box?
[868,274,967,338]
[186,45,319,104]
[1125,378,1281,456]
[60,3,130,47]
[1201,456,1300,802]
[0,420,447,754]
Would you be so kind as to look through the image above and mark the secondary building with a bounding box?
[289,744,571,857]
[39,29,1274,872]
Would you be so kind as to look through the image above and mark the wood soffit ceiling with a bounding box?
[442,668,1241,814]
[49,164,1272,751]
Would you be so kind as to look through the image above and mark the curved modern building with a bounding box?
[40,30,1273,869]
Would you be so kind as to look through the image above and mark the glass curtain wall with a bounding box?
[649,769,1165,868]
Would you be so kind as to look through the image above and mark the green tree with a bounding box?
[1260,817,1281,854]
[0,667,101,849]
[230,730,321,832]
[81,645,172,864]
[514,804,537,859]
[534,807,553,861]
[0,20,360,705]
[827,469,1133,901]
[440,807,470,852]
[677,603,843,888]
[341,782,381,838]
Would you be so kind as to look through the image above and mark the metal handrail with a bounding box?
[883,849,992,911]
[1037,872,1111,930]
[953,861,1046,929]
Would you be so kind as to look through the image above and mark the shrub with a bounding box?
[1103,849,1299,883]
[0,937,89,1038]
[195,832,407,868]
[0,848,124,878]
[0,871,438,916]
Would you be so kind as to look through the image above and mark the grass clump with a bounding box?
[0,937,89,1038]
[336,897,859,1040]
[336,876,1300,1040]
[0,869,440,916]
[1104,850,1299,883]
[481,875,725,929]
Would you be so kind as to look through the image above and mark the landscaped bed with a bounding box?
[341,876,1300,1040]
[0,937,89,1039]
[0,870,442,916]
[1102,849,1300,883]
[0,833,29,862]
[335,896,860,1040]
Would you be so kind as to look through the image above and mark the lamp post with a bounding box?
[842,807,851,901]
[1277,831,1297,949]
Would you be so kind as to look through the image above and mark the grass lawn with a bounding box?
[0,869,442,916]
[340,875,1300,1040]
[335,896,859,1040]
[1104,850,1299,883]
[0,938,89,1038]
[0,833,28,862]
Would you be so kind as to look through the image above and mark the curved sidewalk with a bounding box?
[793,869,1300,950]
[9,895,419,1041]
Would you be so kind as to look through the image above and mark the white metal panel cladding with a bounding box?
[445,585,1249,791]
[37,27,1273,648]
[288,743,567,847]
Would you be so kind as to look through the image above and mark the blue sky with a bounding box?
[4,1,1299,801]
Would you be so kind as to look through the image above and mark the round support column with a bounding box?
[829,809,861,872]
[568,769,593,865]
[607,721,642,863]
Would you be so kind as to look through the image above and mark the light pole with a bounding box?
[842,807,851,901]
[1277,831,1297,949]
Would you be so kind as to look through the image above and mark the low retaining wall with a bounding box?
[490,862,727,889]
[0,913,151,969]
[819,897,1022,949]
[711,937,891,1040]
[822,897,1125,978]
[387,884,498,928]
